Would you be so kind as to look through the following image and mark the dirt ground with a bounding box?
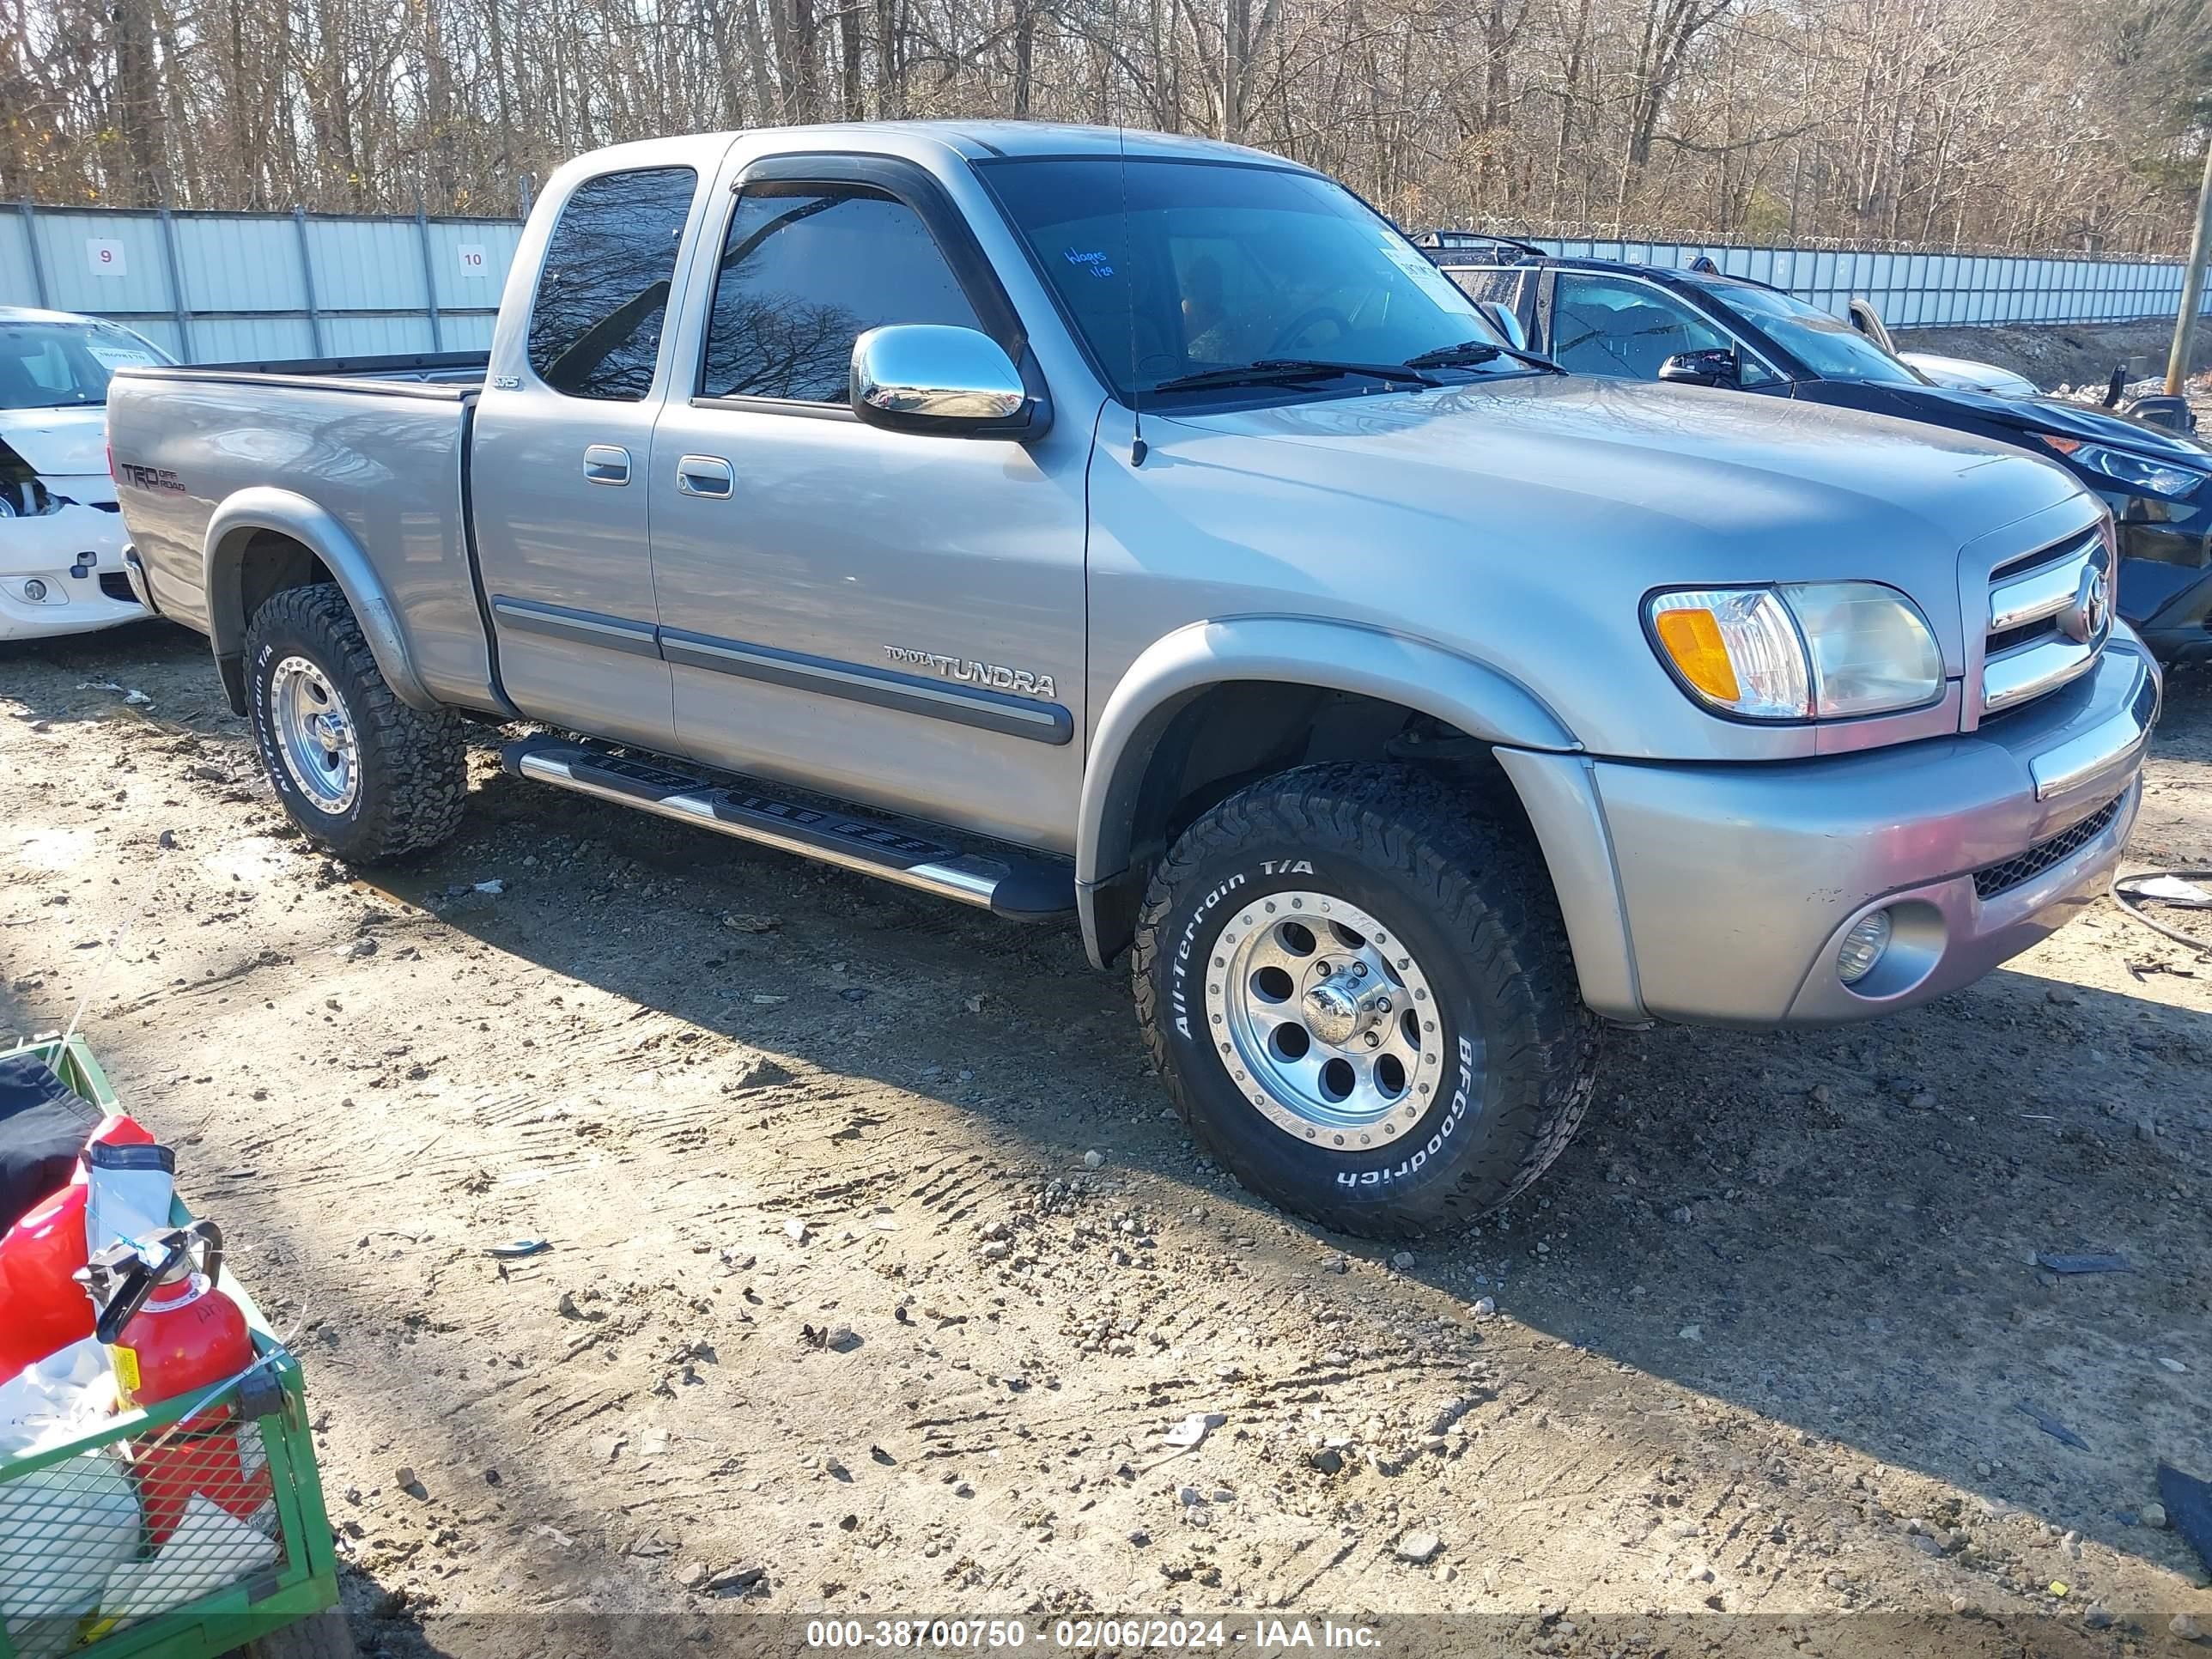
[1,351,2209,1659]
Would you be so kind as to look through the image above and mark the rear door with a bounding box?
[470,156,714,744]
[644,152,1089,852]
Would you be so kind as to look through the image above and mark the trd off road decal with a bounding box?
[1170,860,1316,1040]
[1339,1036,1475,1188]
[113,461,185,494]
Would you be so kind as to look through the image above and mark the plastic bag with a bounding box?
[0,1339,117,1461]
[99,1492,278,1625]
[0,1450,141,1656]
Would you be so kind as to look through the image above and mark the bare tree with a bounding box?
[1,0,2203,252]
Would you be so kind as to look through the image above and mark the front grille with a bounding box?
[99,572,136,603]
[1972,796,2121,899]
[1978,531,2109,720]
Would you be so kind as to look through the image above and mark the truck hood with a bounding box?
[0,405,109,478]
[1158,373,2084,557]
[1111,373,2100,763]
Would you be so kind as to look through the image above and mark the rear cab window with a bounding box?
[527,166,699,400]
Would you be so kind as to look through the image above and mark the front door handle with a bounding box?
[676,454,734,500]
[584,445,631,486]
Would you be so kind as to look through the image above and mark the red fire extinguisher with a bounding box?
[81,1221,271,1546]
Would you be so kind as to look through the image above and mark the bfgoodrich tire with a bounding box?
[1133,763,1599,1238]
[244,583,466,864]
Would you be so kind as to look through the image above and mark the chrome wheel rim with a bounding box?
[1203,890,1445,1149]
[270,655,360,813]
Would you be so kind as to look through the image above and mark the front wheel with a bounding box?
[1133,763,1599,1238]
[244,583,466,864]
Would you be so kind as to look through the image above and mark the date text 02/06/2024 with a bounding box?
[801,1618,1384,1650]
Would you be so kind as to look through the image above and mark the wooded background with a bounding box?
[3,0,2209,253]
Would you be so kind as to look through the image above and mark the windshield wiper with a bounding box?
[1404,338,1565,375]
[1403,340,1502,368]
[1146,358,1441,394]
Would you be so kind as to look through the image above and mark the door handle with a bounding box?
[584,445,631,486]
[676,454,734,500]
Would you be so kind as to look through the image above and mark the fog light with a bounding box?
[1837,909,1893,985]
[21,579,47,603]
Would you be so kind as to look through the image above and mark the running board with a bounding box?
[501,738,1074,921]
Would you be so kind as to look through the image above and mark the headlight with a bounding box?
[1647,581,1943,721]
[2039,436,2205,499]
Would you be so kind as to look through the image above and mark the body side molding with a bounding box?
[661,626,1073,744]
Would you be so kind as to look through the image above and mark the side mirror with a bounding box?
[850,325,1045,439]
[1658,348,1739,388]
[1476,300,1528,354]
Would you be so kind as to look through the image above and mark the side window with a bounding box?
[1448,266,1524,309]
[526,166,698,401]
[1548,273,1735,380]
[701,185,983,404]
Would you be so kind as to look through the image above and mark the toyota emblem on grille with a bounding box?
[2059,566,2110,643]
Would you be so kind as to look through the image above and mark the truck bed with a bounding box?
[126,349,488,395]
[107,353,501,714]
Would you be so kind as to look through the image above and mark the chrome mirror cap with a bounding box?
[850,325,1041,437]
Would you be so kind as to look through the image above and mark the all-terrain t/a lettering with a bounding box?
[1171,872,1247,1039]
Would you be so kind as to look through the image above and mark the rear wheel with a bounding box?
[244,584,465,864]
[1133,763,1599,1238]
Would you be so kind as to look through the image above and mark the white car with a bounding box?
[2,306,173,641]
[1893,348,2040,398]
[1844,299,2039,398]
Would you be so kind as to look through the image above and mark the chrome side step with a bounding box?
[501,738,1074,921]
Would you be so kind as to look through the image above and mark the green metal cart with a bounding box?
[0,1038,351,1659]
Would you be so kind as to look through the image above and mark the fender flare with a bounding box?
[1075,616,1580,957]
[203,488,439,714]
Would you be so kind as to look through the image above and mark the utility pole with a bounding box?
[2168,137,2212,396]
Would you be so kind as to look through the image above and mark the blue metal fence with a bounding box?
[9,206,2203,362]
[1,203,524,362]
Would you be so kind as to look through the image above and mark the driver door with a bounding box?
[644,153,1091,853]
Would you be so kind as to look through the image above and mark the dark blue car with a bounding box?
[1429,239,2212,665]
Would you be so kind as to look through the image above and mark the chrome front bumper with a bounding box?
[1508,629,2160,1029]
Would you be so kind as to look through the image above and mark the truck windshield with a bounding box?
[0,321,167,410]
[1712,284,1925,386]
[981,157,1516,403]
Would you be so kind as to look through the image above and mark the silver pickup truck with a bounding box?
[109,122,2160,1237]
